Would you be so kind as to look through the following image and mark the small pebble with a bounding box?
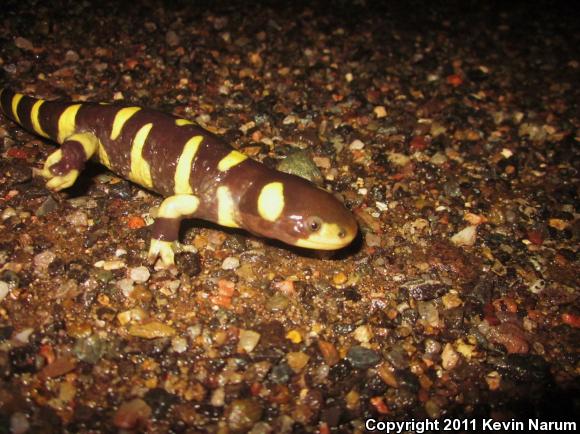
[40,356,77,378]
[485,371,501,391]
[225,399,263,432]
[424,399,442,419]
[333,272,348,285]
[34,250,56,273]
[377,363,398,388]
[287,351,310,372]
[373,106,387,118]
[441,343,460,370]
[353,325,373,343]
[451,225,477,246]
[266,293,289,311]
[187,324,202,340]
[318,340,340,366]
[10,412,29,434]
[211,387,226,407]
[424,338,442,355]
[172,336,188,353]
[117,309,134,326]
[65,49,80,62]
[14,328,34,343]
[165,30,180,47]
[128,321,176,339]
[129,266,150,283]
[442,292,463,309]
[94,260,126,270]
[347,345,381,369]
[66,210,89,226]
[285,329,302,344]
[117,278,134,297]
[0,281,9,302]
[15,36,34,51]
[114,398,152,429]
[1,207,17,220]
[221,256,240,270]
[349,139,365,150]
[365,232,381,247]
[238,329,261,353]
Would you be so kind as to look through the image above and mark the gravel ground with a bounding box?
[0,1,578,432]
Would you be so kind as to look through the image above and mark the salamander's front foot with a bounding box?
[45,170,80,191]
[147,239,176,268]
[41,149,80,191]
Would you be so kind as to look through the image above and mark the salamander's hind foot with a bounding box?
[40,149,80,191]
[148,239,176,267]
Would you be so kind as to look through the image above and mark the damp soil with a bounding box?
[0,1,578,432]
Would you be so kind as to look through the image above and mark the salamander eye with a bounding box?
[306,216,322,232]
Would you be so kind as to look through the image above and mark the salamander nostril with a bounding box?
[338,229,346,238]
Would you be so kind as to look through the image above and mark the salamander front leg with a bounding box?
[41,132,99,191]
[147,195,200,267]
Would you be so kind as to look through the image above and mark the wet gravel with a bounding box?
[0,0,578,432]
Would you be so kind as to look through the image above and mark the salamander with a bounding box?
[0,88,357,266]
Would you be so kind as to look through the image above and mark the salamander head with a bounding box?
[239,173,358,250]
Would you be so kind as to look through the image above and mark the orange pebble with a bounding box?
[447,74,463,86]
[562,313,580,328]
[370,396,390,414]
[127,216,146,229]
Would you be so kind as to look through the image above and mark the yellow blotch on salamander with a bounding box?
[57,104,82,143]
[157,194,200,219]
[111,106,141,140]
[257,182,285,222]
[96,141,112,169]
[129,123,154,189]
[217,150,248,172]
[217,186,239,228]
[174,135,203,194]
[11,93,24,125]
[175,119,194,126]
[30,100,50,138]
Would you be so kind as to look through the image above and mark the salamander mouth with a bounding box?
[293,222,357,250]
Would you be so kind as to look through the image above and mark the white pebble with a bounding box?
[66,210,89,226]
[1,207,17,220]
[221,257,240,270]
[238,329,261,353]
[117,278,135,297]
[172,336,188,353]
[353,325,373,343]
[0,281,9,302]
[129,266,150,283]
[34,250,56,273]
[94,259,126,270]
[441,343,460,370]
[349,139,365,150]
[451,225,477,247]
[211,387,225,407]
[14,328,34,343]
[375,201,389,212]
[187,324,202,340]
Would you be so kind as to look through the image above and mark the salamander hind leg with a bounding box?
[147,195,200,267]
[41,132,99,191]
